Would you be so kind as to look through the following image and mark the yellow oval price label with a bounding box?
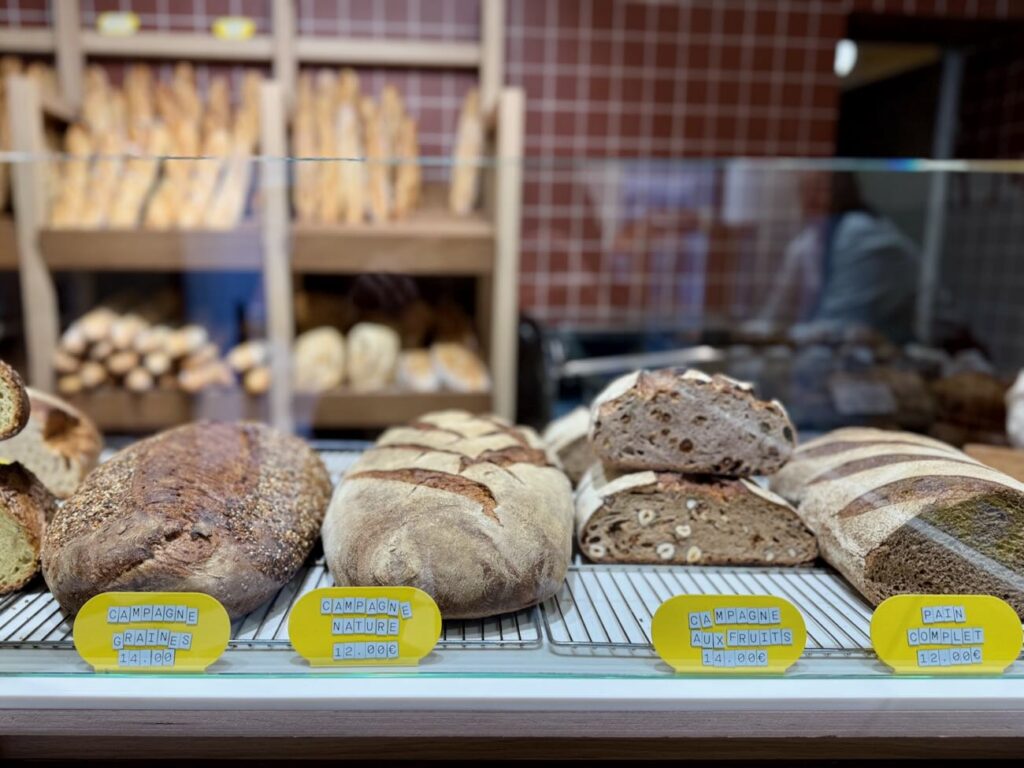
[870,594,1022,674]
[212,16,255,41]
[97,12,140,37]
[652,594,806,673]
[73,592,230,672]
[289,587,441,667]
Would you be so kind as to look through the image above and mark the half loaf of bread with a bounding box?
[0,464,55,594]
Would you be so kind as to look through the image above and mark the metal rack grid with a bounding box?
[0,561,540,651]
[540,564,876,658]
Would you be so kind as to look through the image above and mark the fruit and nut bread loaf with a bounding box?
[542,406,595,486]
[589,369,795,475]
[42,421,331,618]
[576,463,816,566]
[0,389,102,499]
[323,410,574,618]
[770,427,1024,616]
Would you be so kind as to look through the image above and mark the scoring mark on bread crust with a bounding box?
[349,468,502,524]
[797,439,956,460]
[809,454,980,485]
[837,476,1012,519]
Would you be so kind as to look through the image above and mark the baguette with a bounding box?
[449,88,483,215]
[590,369,795,475]
[322,410,573,618]
[42,422,331,618]
[770,427,1024,617]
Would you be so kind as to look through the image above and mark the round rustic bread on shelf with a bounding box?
[41,421,332,618]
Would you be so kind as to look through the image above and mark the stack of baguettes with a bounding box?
[770,427,1024,617]
[562,368,818,567]
[291,69,422,225]
[0,57,59,213]
[53,306,271,397]
[47,63,261,230]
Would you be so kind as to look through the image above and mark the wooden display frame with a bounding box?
[0,0,522,433]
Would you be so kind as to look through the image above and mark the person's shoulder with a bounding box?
[833,211,916,256]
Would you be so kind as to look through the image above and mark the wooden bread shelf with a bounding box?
[292,211,494,275]
[296,389,493,428]
[40,227,263,271]
[68,388,492,432]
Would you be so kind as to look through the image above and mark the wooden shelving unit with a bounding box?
[40,227,263,272]
[1,0,523,434]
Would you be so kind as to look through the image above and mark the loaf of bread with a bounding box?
[0,361,29,440]
[577,463,816,566]
[1009,371,1024,449]
[541,407,595,486]
[770,427,1024,616]
[396,350,441,392]
[323,410,574,618]
[42,421,331,618]
[590,369,796,475]
[449,89,483,215]
[293,327,346,393]
[347,323,399,392]
[431,342,490,393]
[0,389,102,499]
[0,464,55,594]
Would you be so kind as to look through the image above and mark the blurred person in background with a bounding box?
[758,170,920,344]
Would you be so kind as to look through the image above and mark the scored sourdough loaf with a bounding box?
[576,463,817,566]
[0,389,102,500]
[590,369,796,475]
[0,464,56,594]
[541,406,595,486]
[42,421,331,618]
[770,427,1024,616]
[322,410,574,618]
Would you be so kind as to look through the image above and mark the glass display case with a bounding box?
[1,23,1024,761]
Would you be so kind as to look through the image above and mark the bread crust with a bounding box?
[323,410,573,619]
[0,361,29,440]
[41,421,331,618]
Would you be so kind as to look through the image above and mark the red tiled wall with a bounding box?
[2,0,1023,329]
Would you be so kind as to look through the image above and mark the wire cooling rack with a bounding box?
[540,564,876,658]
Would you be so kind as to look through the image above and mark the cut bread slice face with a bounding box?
[589,369,796,476]
[0,361,29,441]
[576,463,818,566]
[0,464,54,594]
[0,389,103,500]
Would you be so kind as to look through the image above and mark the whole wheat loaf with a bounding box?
[770,427,1024,617]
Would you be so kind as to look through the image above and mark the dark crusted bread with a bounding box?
[589,369,796,476]
[323,410,574,619]
[0,361,29,441]
[770,427,1024,617]
[0,464,55,594]
[576,464,816,566]
[42,421,331,618]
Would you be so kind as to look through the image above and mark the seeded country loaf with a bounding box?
[0,361,29,440]
[770,427,1024,617]
[589,369,796,475]
[0,389,102,500]
[42,421,331,618]
[576,463,817,566]
[0,464,55,594]
[323,410,574,619]
[542,407,595,486]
